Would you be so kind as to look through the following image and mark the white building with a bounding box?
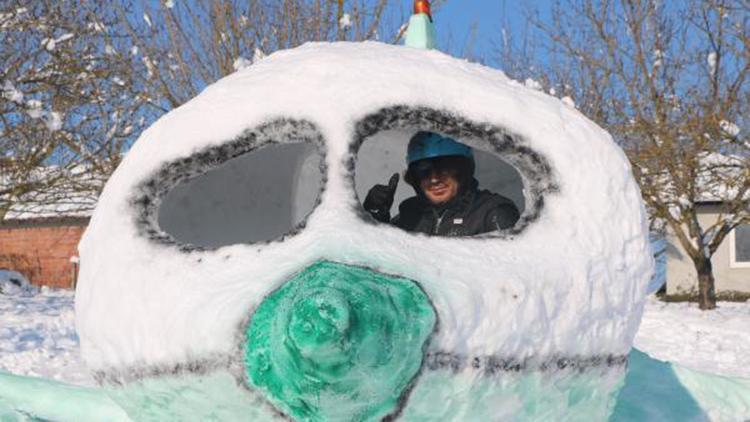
[666,206,750,295]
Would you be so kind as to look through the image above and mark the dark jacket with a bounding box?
[391,180,520,236]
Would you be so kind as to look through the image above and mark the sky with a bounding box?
[414,0,550,63]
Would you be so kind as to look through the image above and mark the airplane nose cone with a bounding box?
[288,286,352,368]
[244,261,436,421]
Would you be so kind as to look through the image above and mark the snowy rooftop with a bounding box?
[4,192,98,221]
[2,169,101,222]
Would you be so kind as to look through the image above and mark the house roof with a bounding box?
[4,190,98,221]
[2,167,102,221]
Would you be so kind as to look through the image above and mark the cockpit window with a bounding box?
[351,106,557,237]
[132,119,325,250]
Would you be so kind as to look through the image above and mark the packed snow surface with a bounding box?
[0,287,92,386]
[634,296,750,379]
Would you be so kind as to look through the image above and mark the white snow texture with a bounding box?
[75,42,652,415]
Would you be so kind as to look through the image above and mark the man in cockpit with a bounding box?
[364,131,519,236]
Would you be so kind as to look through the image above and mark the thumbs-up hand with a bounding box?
[363,173,399,222]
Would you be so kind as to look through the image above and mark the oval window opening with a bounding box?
[355,129,525,236]
[155,141,323,249]
[351,107,557,237]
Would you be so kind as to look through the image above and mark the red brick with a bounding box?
[0,221,88,288]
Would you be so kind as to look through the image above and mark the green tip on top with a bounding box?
[405,13,437,50]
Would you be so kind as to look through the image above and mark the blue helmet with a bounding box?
[406,131,473,164]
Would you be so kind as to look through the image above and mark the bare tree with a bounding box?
[497,0,749,309]
[2,0,444,220]
[117,0,415,110]
[0,1,149,219]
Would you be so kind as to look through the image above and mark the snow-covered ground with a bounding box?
[0,288,92,386]
[1,287,748,387]
[634,296,750,379]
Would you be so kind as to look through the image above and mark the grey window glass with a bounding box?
[736,225,750,263]
[158,142,322,248]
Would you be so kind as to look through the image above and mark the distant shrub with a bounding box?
[657,290,750,303]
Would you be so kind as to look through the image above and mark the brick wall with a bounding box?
[0,218,88,288]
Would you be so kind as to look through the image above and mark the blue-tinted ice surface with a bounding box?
[612,349,706,421]
[2,350,748,421]
[0,371,129,421]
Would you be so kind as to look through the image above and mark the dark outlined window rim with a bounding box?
[349,105,559,238]
[131,107,558,251]
[130,118,328,252]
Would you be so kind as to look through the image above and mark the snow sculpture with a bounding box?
[75,42,653,420]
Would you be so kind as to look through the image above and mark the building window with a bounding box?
[730,224,750,268]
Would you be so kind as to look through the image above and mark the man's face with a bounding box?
[419,166,460,205]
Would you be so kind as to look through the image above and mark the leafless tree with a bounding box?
[117,0,430,110]
[2,1,450,220]
[496,0,749,309]
[1,1,148,219]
